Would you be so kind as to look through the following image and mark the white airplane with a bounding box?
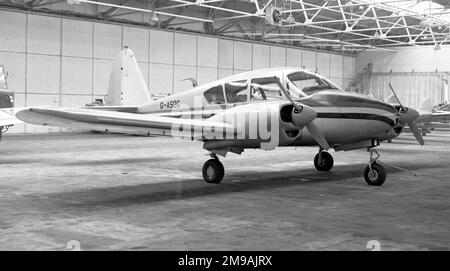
[0,65,22,140]
[16,48,424,186]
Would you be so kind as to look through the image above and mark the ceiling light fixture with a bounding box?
[286,14,296,25]
[151,12,159,22]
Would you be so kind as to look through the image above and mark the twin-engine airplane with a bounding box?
[16,48,424,186]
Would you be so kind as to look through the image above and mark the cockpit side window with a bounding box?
[287,71,336,96]
[250,77,283,101]
[203,85,225,104]
[225,80,248,103]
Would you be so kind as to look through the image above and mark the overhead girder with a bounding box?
[1,0,450,53]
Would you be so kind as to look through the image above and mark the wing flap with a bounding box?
[83,106,139,113]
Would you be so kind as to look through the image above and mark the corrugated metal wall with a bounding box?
[366,72,447,109]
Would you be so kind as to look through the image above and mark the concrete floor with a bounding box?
[0,131,449,251]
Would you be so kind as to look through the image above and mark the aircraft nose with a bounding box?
[291,104,317,127]
[399,107,419,124]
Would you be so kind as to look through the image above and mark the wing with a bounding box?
[16,107,239,138]
[0,108,22,126]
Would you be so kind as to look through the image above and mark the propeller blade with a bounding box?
[388,83,405,110]
[306,122,330,150]
[274,76,303,113]
[408,121,425,146]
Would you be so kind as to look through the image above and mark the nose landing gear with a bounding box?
[314,151,334,171]
[202,153,224,184]
[364,148,386,186]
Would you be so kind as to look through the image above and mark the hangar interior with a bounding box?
[2,0,450,134]
[1,0,450,251]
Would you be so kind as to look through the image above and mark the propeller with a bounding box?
[274,76,330,150]
[408,121,425,146]
[388,83,424,145]
[306,122,330,150]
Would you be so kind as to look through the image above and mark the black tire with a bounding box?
[364,163,386,186]
[314,152,334,171]
[202,159,225,184]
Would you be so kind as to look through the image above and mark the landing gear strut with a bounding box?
[363,148,386,186]
[314,151,334,171]
[0,125,5,141]
[202,153,224,184]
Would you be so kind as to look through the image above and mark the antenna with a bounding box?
[181,78,198,88]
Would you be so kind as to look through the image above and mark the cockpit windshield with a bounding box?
[287,71,338,96]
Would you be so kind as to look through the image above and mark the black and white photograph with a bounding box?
[0,0,449,253]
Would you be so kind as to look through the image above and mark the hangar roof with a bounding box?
[1,0,450,54]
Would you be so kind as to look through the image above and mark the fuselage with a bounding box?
[137,68,401,150]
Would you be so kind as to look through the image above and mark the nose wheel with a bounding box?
[314,151,334,171]
[364,148,386,186]
[202,155,225,184]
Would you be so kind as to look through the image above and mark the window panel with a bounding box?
[203,85,225,105]
[224,81,248,104]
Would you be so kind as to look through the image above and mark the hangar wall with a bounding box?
[356,46,450,108]
[0,9,356,134]
[356,46,450,73]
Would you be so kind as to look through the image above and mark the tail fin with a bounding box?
[106,47,152,106]
[419,97,432,113]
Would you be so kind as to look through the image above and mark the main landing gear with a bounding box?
[313,148,387,186]
[363,148,386,186]
[202,154,224,184]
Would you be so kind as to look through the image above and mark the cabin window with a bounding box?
[287,71,336,96]
[250,77,283,101]
[203,85,225,104]
[225,81,248,103]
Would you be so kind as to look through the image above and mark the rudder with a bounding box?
[106,47,152,106]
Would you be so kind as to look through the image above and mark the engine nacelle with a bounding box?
[207,101,312,150]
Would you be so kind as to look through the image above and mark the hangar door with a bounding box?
[365,72,448,109]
